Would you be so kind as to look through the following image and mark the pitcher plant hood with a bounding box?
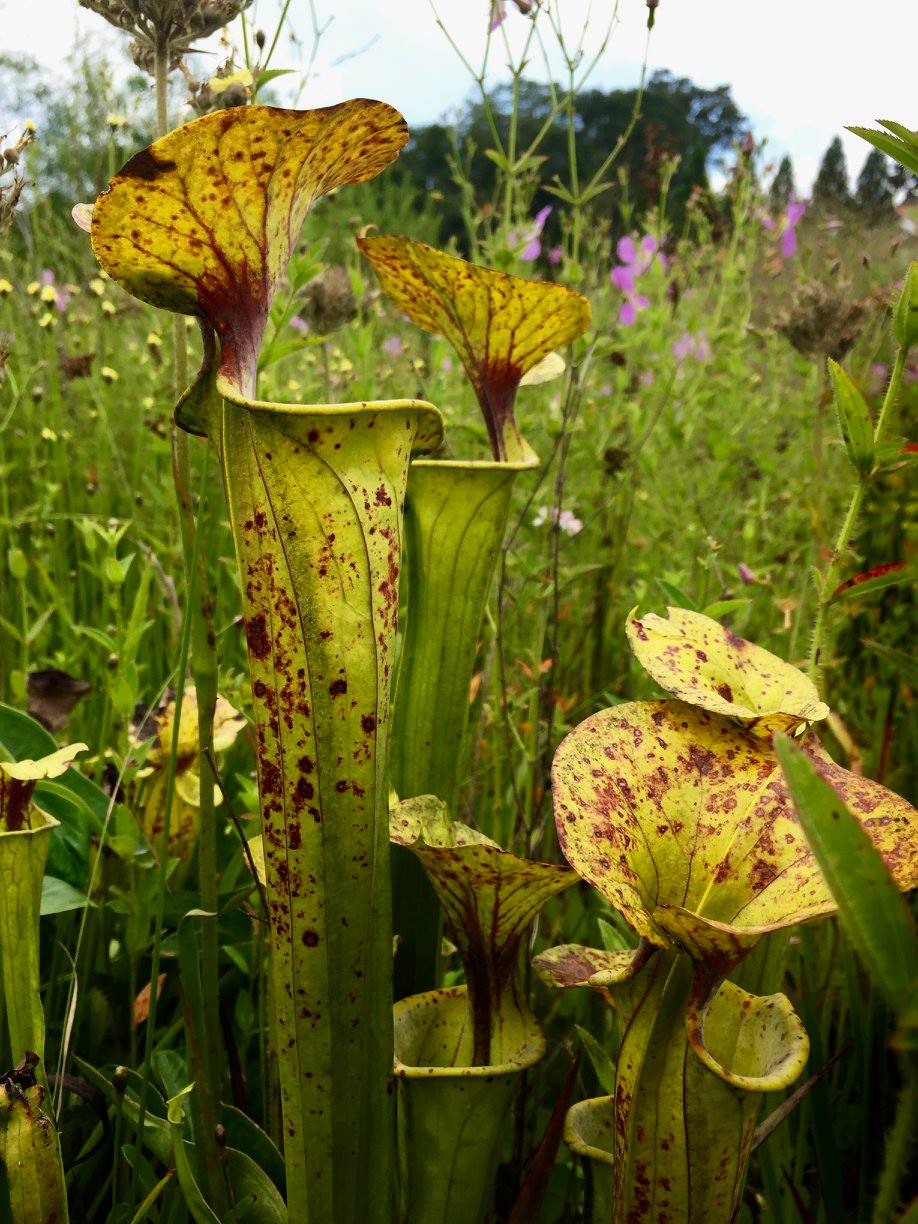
[90,100,409,404]
[626,606,829,733]
[358,234,591,461]
[391,794,577,1064]
[551,699,915,965]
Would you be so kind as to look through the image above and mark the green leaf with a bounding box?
[775,733,918,1013]
[700,597,751,620]
[575,1024,617,1095]
[40,876,92,915]
[847,122,918,175]
[893,261,918,350]
[827,358,874,473]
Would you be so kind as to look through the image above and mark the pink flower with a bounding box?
[610,232,664,326]
[738,562,758,585]
[548,245,563,266]
[671,329,711,363]
[290,316,310,334]
[519,205,553,262]
[489,1,506,30]
[779,199,806,259]
[383,334,404,358]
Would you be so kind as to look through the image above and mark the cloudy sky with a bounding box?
[2,0,915,188]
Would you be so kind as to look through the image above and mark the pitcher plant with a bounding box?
[360,235,590,994]
[389,794,576,1223]
[0,745,82,1223]
[90,102,443,1222]
[536,610,917,1222]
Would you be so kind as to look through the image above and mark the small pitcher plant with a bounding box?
[536,609,916,1222]
[0,745,82,1223]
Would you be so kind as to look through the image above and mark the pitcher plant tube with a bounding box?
[90,102,444,1222]
[389,794,576,1224]
[0,746,82,1224]
[536,612,917,1223]
[361,235,590,994]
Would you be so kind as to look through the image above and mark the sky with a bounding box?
[1,0,916,190]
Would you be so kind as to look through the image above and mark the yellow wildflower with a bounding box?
[89,278,105,297]
[101,300,116,315]
[0,279,12,295]
[26,282,39,295]
[100,366,118,382]
[40,284,57,304]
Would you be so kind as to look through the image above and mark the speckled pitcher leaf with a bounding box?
[358,235,590,460]
[391,795,576,1062]
[686,978,809,1092]
[626,607,829,733]
[92,101,408,398]
[552,700,916,968]
[532,942,648,991]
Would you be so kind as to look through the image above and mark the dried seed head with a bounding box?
[78,0,253,73]
[298,266,358,334]
[776,280,868,362]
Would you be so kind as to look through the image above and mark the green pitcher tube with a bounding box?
[218,393,442,1223]
[390,450,537,998]
[393,986,544,1224]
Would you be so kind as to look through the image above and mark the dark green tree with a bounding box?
[400,70,747,244]
[769,154,795,211]
[855,147,894,217]
[813,135,851,209]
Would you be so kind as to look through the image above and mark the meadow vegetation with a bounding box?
[0,2,915,1221]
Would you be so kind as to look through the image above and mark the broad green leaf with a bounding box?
[92,102,409,401]
[358,234,590,460]
[626,606,829,731]
[39,876,91,916]
[776,733,918,1013]
[827,357,874,473]
[391,795,576,1063]
[575,1025,617,1095]
[552,701,916,966]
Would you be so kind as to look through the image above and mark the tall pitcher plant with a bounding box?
[360,236,590,994]
[536,608,917,1223]
[90,103,443,1222]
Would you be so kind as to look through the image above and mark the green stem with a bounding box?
[807,347,906,692]
[154,42,226,1212]
[871,1055,917,1224]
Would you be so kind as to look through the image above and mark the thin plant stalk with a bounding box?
[153,45,226,1213]
[807,346,906,691]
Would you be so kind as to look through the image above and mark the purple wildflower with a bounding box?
[609,232,664,326]
[779,199,806,258]
[738,562,758,585]
[519,205,553,262]
[382,334,404,359]
[548,245,563,266]
[489,1,506,30]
